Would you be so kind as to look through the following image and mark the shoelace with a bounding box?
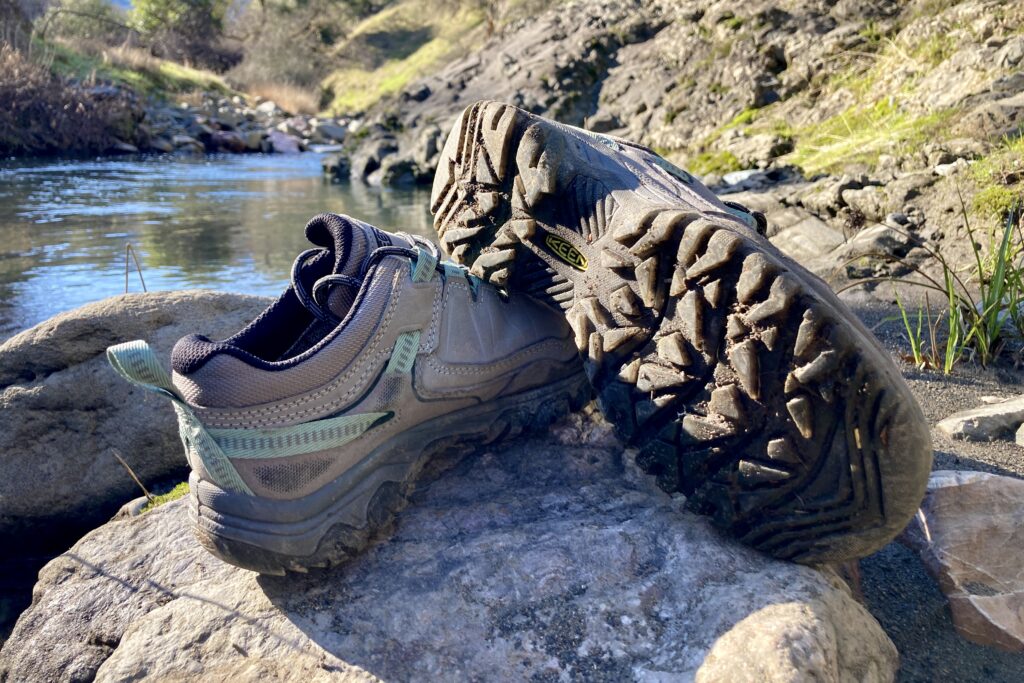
[290,235,482,325]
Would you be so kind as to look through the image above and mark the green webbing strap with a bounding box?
[384,330,421,375]
[208,411,391,459]
[107,340,253,495]
[412,245,438,283]
[108,340,398,496]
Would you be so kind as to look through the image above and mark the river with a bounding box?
[0,153,435,339]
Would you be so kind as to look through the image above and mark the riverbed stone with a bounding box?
[0,413,898,681]
[264,130,302,154]
[0,291,271,547]
[936,396,1024,441]
[900,470,1024,652]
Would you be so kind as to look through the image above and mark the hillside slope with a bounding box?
[347,0,1022,198]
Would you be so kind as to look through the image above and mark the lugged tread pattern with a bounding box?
[431,100,932,564]
[191,377,591,575]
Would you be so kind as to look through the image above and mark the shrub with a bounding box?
[38,0,131,44]
[131,0,239,71]
[0,44,143,155]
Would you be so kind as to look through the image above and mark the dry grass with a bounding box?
[49,37,231,96]
[245,82,320,115]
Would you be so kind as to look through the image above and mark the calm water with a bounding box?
[0,153,435,339]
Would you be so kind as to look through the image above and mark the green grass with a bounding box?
[783,100,956,174]
[971,136,1024,219]
[323,0,484,114]
[46,41,230,96]
[688,149,742,175]
[847,200,1024,372]
[141,482,189,514]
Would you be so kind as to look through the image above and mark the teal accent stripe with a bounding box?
[208,412,390,459]
[385,330,421,374]
[107,340,253,495]
[412,246,437,282]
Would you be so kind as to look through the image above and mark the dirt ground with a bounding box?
[846,293,1024,682]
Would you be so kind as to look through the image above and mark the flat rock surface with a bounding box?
[0,291,270,544]
[901,470,1024,652]
[0,413,897,682]
[935,397,1024,442]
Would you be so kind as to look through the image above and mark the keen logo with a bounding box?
[545,235,588,271]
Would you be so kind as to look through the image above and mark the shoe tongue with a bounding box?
[302,213,413,318]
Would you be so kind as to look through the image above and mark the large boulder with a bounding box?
[901,470,1024,652]
[0,413,898,681]
[0,291,270,546]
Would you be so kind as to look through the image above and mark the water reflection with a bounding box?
[0,154,435,339]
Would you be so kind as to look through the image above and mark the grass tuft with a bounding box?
[847,197,1024,372]
[141,482,189,514]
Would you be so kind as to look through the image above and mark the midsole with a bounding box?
[191,373,588,553]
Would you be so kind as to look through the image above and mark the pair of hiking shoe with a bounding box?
[109,101,932,574]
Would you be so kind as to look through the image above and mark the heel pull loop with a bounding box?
[106,340,253,495]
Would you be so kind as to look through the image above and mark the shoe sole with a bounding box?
[430,101,932,564]
[190,372,591,575]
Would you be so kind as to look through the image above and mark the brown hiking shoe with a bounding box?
[430,101,932,563]
[108,213,587,574]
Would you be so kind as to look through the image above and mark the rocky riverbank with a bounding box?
[107,91,352,156]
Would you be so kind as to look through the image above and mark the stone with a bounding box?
[255,100,281,115]
[937,395,1024,441]
[146,137,174,153]
[842,185,888,221]
[996,36,1024,68]
[900,470,1024,652]
[0,414,897,681]
[108,140,138,154]
[378,155,419,186]
[244,130,265,151]
[321,152,351,181]
[935,158,970,177]
[209,130,247,153]
[314,121,348,143]
[264,130,302,154]
[350,138,399,181]
[170,134,202,151]
[722,133,793,168]
[954,92,1024,140]
[0,291,270,546]
[769,215,846,262]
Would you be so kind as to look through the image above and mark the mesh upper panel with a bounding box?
[171,260,400,409]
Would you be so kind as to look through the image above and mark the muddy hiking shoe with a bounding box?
[108,213,588,574]
[431,101,933,564]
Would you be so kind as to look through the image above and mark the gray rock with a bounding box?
[0,412,897,681]
[321,153,351,181]
[935,159,970,177]
[313,121,348,144]
[900,470,1024,652]
[170,134,202,151]
[146,137,175,153]
[378,155,419,187]
[0,291,270,545]
[954,92,1024,140]
[255,100,282,115]
[209,130,247,153]
[264,130,302,154]
[769,215,846,263]
[842,185,888,222]
[996,36,1024,68]
[937,395,1024,441]
[350,138,399,181]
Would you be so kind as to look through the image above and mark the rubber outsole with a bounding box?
[430,100,933,564]
[189,373,591,575]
